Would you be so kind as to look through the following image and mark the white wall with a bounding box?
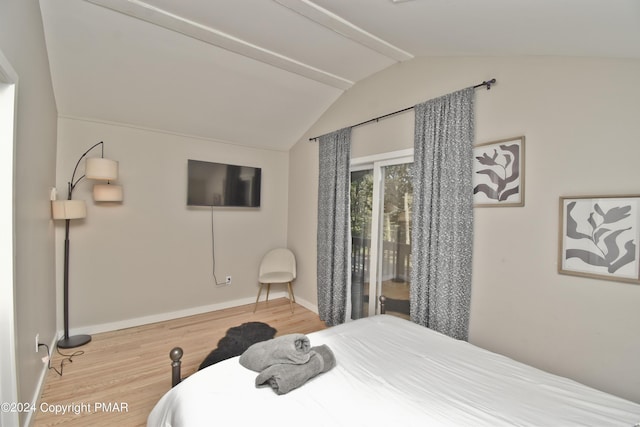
[55,118,289,331]
[0,1,59,425]
[288,56,640,403]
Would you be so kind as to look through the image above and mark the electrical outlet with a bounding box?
[35,333,39,352]
[225,276,232,285]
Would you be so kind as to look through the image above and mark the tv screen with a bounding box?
[187,160,261,207]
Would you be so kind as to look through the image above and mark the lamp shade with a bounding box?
[86,157,118,180]
[51,200,87,220]
[93,184,123,202]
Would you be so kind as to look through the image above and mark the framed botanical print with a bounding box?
[558,195,640,284]
[473,136,525,207]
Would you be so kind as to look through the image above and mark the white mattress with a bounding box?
[148,315,640,426]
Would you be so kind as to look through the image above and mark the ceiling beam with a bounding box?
[273,0,413,62]
[85,0,354,90]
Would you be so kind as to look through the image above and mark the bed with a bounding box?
[148,314,640,426]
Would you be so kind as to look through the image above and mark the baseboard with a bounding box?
[63,293,318,337]
[290,296,317,314]
[24,334,58,427]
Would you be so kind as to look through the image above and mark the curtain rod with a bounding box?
[308,78,496,141]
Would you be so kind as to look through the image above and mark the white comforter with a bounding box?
[148,315,640,426]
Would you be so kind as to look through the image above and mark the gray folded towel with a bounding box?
[239,333,311,372]
[255,345,336,395]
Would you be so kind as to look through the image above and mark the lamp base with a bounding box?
[57,334,92,349]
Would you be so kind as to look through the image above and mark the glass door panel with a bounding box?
[379,163,412,320]
[350,169,373,320]
[350,154,412,320]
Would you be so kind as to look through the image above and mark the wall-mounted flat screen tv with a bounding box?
[187,159,261,207]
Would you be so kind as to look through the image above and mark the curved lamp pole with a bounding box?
[52,141,122,349]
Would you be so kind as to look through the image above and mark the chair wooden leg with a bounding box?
[289,282,296,303]
[253,283,264,313]
[266,283,271,302]
[287,282,294,313]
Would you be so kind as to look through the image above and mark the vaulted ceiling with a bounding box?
[39,0,640,151]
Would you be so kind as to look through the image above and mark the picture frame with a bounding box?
[558,195,640,284]
[473,136,525,207]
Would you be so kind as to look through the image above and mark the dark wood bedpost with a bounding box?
[170,347,183,388]
[379,295,386,315]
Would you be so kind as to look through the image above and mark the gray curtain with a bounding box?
[317,127,352,326]
[410,87,475,340]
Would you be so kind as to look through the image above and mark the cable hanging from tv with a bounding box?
[210,207,228,286]
[308,78,496,142]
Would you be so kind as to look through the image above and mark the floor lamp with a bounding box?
[51,141,123,349]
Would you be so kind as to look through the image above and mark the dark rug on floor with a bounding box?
[198,321,277,370]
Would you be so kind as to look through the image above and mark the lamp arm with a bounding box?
[68,141,105,199]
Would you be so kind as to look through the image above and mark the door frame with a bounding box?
[0,48,19,427]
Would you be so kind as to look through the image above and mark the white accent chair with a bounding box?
[253,248,296,313]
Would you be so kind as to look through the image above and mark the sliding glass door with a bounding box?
[350,168,373,318]
[350,150,413,320]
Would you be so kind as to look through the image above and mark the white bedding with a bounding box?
[148,315,640,426]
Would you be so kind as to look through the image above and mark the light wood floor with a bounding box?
[33,298,327,426]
